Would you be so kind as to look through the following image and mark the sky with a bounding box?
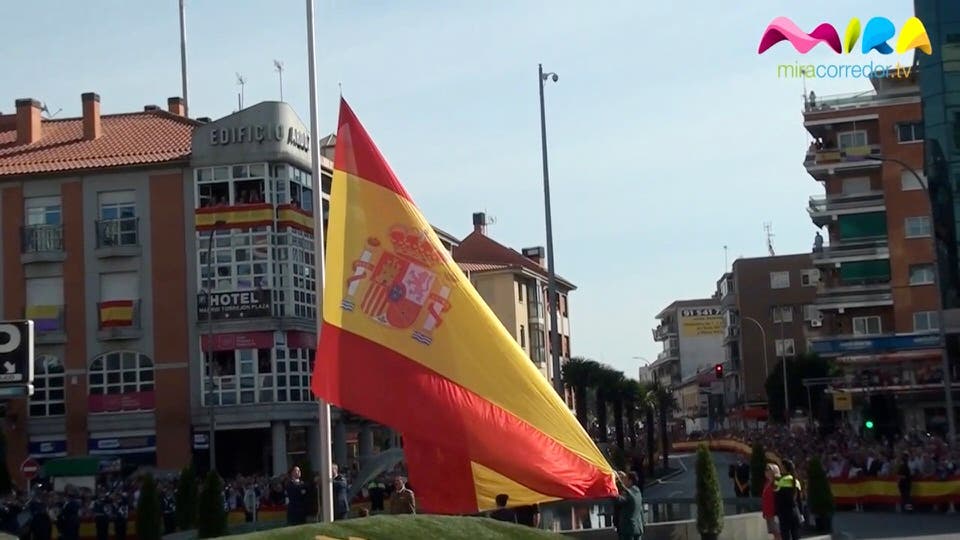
[1,0,921,376]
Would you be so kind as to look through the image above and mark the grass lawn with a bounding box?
[224,514,566,540]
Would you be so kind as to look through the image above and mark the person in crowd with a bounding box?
[55,486,81,540]
[515,502,541,528]
[488,494,517,523]
[28,490,52,540]
[112,491,128,540]
[898,451,914,512]
[614,471,644,540]
[732,456,750,498]
[331,464,351,521]
[92,488,111,540]
[388,476,415,515]
[285,465,308,525]
[762,463,781,540]
[243,480,259,523]
[774,459,802,540]
[161,484,177,534]
[367,477,386,513]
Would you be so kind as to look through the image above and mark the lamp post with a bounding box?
[538,64,563,396]
[742,316,784,420]
[865,155,955,446]
[204,219,226,472]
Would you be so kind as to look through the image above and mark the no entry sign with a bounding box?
[20,458,39,480]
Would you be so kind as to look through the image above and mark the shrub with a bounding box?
[196,471,227,538]
[807,456,835,518]
[175,464,198,531]
[695,443,724,537]
[135,474,162,540]
[750,444,767,497]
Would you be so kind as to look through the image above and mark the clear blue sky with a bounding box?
[2,0,919,376]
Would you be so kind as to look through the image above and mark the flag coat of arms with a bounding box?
[313,99,616,514]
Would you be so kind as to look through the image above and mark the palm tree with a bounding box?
[648,381,678,471]
[608,372,628,450]
[594,365,622,444]
[562,357,601,428]
[622,380,644,449]
[639,388,657,476]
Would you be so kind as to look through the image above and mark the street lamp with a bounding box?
[204,219,227,472]
[538,63,563,396]
[742,316,785,420]
[864,155,956,446]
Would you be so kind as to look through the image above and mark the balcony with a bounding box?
[723,324,740,344]
[812,239,888,265]
[25,305,66,344]
[97,300,142,341]
[652,322,677,342]
[95,217,141,258]
[803,90,918,114]
[807,191,885,228]
[20,224,65,264]
[803,144,882,178]
[815,281,893,311]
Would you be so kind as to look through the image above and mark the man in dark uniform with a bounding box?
[367,477,386,513]
[112,492,128,540]
[56,487,81,540]
[28,491,52,540]
[515,502,540,528]
[733,457,750,497]
[285,465,308,525]
[331,464,350,520]
[161,484,177,534]
[92,489,111,540]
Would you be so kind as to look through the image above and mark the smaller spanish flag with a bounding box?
[99,300,134,327]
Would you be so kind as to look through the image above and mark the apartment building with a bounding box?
[650,298,724,388]
[803,72,945,433]
[716,254,818,418]
[453,212,575,401]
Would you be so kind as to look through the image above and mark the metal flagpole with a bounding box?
[306,0,334,523]
[178,0,189,115]
[538,64,563,397]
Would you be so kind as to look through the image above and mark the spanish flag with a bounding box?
[99,300,134,327]
[313,99,616,514]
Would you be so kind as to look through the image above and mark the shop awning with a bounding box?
[42,457,101,477]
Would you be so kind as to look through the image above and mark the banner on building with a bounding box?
[197,289,271,320]
[679,307,723,337]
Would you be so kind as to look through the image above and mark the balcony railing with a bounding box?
[96,217,139,248]
[97,300,141,330]
[652,323,677,342]
[804,144,882,168]
[812,238,888,263]
[21,224,64,253]
[804,90,918,113]
[807,191,885,226]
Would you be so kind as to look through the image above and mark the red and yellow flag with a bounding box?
[313,99,616,514]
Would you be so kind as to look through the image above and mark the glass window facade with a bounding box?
[837,212,887,240]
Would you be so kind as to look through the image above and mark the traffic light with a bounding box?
[864,419,875,430]
[714,363,723,379]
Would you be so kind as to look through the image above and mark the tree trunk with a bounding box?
[596,389,608,443]
[613,399,625,450]
[627,408,638,449]
[645,409,655,476]
[574,385,588,428]
[659,408,670,471]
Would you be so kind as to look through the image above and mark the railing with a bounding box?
[96,217,139,248]
[804,90,917,113]
[808,190,885,214]
[804,144,882,167]
[812,239,888,260]
[96,300,141,330]
[21,224,64,253]
[652,323,676,341]
[539,496,761,531]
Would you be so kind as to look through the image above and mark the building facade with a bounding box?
[804,71,946,433]
[453,212,575,398]
[650,299,724,388]
[915,0,960,432]
[716,254,818,416]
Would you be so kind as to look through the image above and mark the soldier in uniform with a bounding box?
[111,492,128,540]
[285,466,308,525]
[332,464,350,520]
[388,476,415,515]
[28,491,51,540]
[367,477,386,513]
[161,484,177,534]
[92,489,112,540]
[55,487,81,540]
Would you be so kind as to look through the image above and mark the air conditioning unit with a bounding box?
[810,319,823,327]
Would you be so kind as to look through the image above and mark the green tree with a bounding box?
[561,357,602,428]
[807,456,835,533]
[623,380,645,450]
[136,474,163,540]
[608,372,629,450]
[0,428,12,495]
[695,444,724,539]
[648,381,677,471]
[196,471,227,538]
[175,464,198,531]
[594,365,623,443]
[640,391,657,477]
[749,444,767,497]
[765,352,833,423]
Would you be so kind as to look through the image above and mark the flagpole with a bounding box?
[306,0,334,524]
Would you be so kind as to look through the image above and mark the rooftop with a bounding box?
[655,298,720,320]
[454,231,575,289]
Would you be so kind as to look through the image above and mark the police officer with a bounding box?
[112,492,129,540]
[285,466,308,525]
[92,489,111,540]
[161,485,177,534]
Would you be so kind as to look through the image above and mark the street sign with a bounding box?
[0,321,33,387]
[20,458,39,480]
[833,391,853,411]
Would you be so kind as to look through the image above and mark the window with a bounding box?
[909,264,936,285]
[841,177,872,194]
[914,311,939,332]
[775,339,796,357]
[98,191,137,246]
[99,272,140,328]
[25,197,62,226]
[526,282,542,319]
[897,122,924,143]
[853,316,882,335]
[196,163,267,206]
[901,170,928,191]
[838,130,868,150]
[23,197,64,253]
[770,271,790,289]
[800,269,820,287]
[837,212,887,240]
[517,281,524,302]
[29,355,65,417]
[205,346,315,406]
[905,216,931,238]
[839,260,891,284]
[88,351,154,411]
[772,305,793,323]
[803,305,821,322]
[560,294,568,317]
[519,325,526,348]
[199,229,272,293]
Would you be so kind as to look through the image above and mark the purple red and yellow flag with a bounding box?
[313,99,616,515]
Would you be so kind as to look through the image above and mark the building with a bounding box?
[453,212,575,399]
[0,95,459,482]
[803,71,945,433]
[914,0,960,432]
[676,369,719,434]
[715,254,818,418]
[650,299,724,388]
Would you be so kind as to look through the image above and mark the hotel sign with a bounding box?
[209,124,310,152]
[198,289,272,320]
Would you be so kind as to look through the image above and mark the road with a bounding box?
[644,451,960,540]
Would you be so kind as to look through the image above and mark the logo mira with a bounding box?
[758,16,932,55]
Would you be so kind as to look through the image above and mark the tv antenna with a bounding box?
[236,72,246,109]
[273,60,284,101]
[40,102,61,119]
[764,222,775,256]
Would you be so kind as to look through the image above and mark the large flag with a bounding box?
[314,98,616,514]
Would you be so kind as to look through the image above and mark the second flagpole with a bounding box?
[306,0,334,524]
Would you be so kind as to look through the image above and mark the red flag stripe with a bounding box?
[333,99,413,202]
[314,322,616,513]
